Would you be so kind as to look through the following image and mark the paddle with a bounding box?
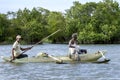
[47,55,63,64]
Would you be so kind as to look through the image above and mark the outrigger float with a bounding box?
[1,50,110,64]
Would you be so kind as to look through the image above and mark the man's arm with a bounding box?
[20,46,32,51]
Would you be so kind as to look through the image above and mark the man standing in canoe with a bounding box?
[11,35,32,61]
[68,33,80,60]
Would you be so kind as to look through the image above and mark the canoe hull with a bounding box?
[1,51,107,63]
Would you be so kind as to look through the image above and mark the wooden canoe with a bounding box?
[1,51,109,63]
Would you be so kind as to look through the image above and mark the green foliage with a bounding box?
[66,0,120,44]
[47,12,66,43]
[0,0,120,44]
[0,14,10,42]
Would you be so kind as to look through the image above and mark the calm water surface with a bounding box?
[0,44,120,80]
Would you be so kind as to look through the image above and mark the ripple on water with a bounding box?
[0,44,120,80]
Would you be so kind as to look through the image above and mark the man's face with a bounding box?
[16,38,21,42]
[74,36,77,40]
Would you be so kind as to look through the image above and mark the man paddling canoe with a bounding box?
[11,35,32,61]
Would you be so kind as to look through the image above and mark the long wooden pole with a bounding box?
[34,29,61,46]
[22,29,61,54]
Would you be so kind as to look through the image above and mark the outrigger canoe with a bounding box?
[1,51,110,63]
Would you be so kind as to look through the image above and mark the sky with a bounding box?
[0,0,120,13]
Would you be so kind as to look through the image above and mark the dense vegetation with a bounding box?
[0,0,120,44]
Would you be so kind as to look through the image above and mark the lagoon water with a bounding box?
[0,44,120,80]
